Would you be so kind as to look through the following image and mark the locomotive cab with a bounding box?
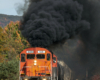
[19,47,57,80]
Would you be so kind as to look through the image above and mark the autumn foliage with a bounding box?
[0,21,30,80]
[2,21,30,59]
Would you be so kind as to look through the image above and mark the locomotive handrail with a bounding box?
[20,66,32,76]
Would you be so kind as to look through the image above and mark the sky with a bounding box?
[0,0,24,16]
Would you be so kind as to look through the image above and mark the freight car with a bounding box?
[19,47,58,80]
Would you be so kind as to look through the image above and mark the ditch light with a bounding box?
[34,62,37,65]
[24,78,28,80]
[42,78,47,80]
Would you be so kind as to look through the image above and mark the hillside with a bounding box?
[0,14,21,27]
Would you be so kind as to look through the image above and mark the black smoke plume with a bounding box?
[72,0,100,78]
[19,0,90,48]
[53,0,100,79]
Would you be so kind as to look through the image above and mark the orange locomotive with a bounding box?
[19,47,58,80]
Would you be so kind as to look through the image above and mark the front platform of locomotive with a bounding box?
[19,47,57,80]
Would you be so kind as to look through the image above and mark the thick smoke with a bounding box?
[20,0,90,48]
[53,0,100,79]
[74,0,100,79]
[53,39,87,80]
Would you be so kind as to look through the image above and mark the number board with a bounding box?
[26,51,34,53]
[38,51,45,53]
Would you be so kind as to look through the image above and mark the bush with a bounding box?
[0,59,19,80]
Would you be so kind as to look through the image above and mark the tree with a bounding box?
[0,26,8,62]
[0,27,8,52]
[0,59,19,80]
[0,21,30,80]
[3,21,30,59]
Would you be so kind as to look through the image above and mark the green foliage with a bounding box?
[0,26,8,62]
[0,21,30,80]
[0,59,19,80]
[3,21,30,60]
[0,27,8,52]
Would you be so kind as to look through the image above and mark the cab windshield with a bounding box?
[36,54,45,59]
[27,54,35,59]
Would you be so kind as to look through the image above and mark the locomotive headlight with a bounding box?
[34,60,37,65]
[34,60,37,62]
[34,62,37,65]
